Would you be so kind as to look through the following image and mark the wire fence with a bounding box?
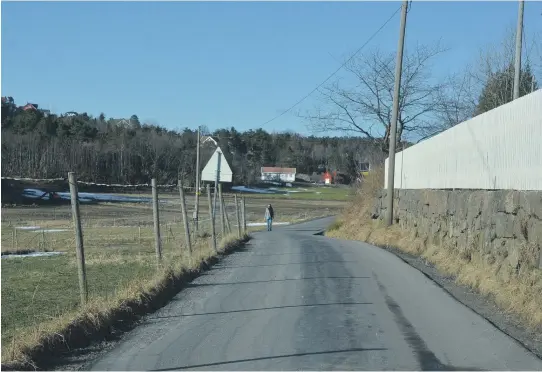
[1,171,343,357]
[1,187,243,254]
[0,174,252,353]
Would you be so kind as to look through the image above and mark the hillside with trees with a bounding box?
[1,98,387,186]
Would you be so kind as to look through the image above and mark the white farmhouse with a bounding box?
[261,167,296,183]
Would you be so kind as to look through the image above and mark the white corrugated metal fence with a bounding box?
[385,90,542,191]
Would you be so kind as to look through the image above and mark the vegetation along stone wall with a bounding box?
[372,189,542,271]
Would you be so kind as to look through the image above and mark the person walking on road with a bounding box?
[265,204,274,231]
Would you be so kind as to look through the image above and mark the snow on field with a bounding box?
[231,186,276,194]
[22,188,155,203]
[234,185,316,195]
[14,226,69,233]
[22,189,56,199]
[1,251,66,259]
[22,189,93,203]
[56,192,153,203]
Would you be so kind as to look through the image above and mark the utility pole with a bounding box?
[386,0,409,227]
[194,126,201,233]
[513,0,524,100]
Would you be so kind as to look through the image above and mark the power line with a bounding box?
[260,5,403,127]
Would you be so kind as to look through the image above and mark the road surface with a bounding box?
[89,217,542,371]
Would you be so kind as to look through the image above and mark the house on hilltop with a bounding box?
[21,103,38,111]
[20,102,51,116]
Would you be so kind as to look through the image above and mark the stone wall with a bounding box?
[372,189,542,270]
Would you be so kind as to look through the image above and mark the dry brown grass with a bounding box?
[326,167,542,330]
[1,233,249,370]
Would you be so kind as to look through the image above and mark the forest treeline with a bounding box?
[1,98,386,186]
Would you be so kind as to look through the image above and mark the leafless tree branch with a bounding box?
[301,42,451,152]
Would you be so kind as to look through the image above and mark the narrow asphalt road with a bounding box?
[89,217,542,371]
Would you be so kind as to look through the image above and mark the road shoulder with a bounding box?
[364,242,542,360]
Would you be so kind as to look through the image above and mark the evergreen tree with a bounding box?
[475,62,538,115]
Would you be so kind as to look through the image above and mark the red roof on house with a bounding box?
[261,167,296,174]
[22,103,38,111]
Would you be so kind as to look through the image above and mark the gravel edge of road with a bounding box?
[375,243,542,361]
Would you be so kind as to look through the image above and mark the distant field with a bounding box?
[0,192,346,360]
[228,184,354,201]
[107,185,354,201]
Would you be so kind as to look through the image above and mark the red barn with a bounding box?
[322,172,332,184]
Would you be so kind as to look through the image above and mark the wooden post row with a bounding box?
[235,195,241,238]
[178,180,193,255]
[68,172,88,306]
[241,196,247,234]
[222,197,232,234]
[207,185,217,253]
[218,184,226,237]
[152,178,162,265]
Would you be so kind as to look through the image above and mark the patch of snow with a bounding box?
[16,226,41,230]
[21,189,156,204]
[22,189,51,199]
[56,192,153,203]
[32,229,69,233]
[231,186,276,194]
[2,251,66,259]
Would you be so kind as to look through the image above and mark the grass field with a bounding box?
[0,192,346,363]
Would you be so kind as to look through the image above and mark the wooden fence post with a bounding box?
[178,180,192,256]
[152,178,162,265]
[222,197,231,234]
[241,196,247,234]
[207,185,217,253]
[219,184,226,237]
[68,172,88,306]
[235,195,241,238]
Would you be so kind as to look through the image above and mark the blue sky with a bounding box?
[2,1,541,135]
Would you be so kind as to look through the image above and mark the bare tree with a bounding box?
[301,43,448,151]
[418,66,479,140]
